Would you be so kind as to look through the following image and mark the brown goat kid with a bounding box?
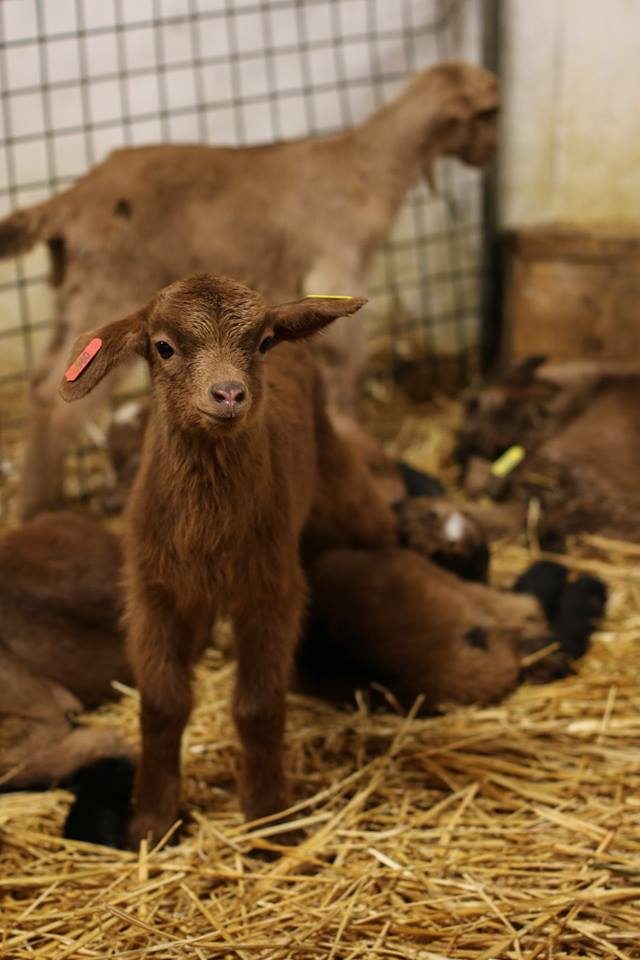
[4,60,499,520]
[60,274,400,846]
[297,551,606,711]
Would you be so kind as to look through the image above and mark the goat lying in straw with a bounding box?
[0,511,133,847]
[455,357,640,543]
[0,60,499,521]
[298,552,606,711]
[55,275,604,849]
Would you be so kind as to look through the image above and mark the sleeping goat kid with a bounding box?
[0,510,133,847]
[5,60,499,520]
[59,274,399,847]
[296,553,606,710]
[456,358,640,542]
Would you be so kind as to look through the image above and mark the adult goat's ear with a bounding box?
[265,295,367,343]
[59,306,149,402]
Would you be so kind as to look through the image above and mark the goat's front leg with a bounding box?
[231,561,305,823]
[127,588,207,848]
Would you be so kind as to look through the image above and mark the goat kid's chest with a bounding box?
[156,492,293,610]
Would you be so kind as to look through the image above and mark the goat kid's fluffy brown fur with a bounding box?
[60,274,400,846]
[3,60,499,520]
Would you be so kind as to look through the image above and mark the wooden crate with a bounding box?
[503,226,640,362]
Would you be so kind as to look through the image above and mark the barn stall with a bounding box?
[0,1,639,958]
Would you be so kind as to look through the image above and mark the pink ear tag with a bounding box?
[65,338,103,381]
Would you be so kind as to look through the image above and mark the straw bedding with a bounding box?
[1,398,639,959]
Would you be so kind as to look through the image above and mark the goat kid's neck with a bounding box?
[150,409,271,506]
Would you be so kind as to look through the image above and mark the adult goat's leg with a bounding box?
[19,287,141,520]
[306,423,398,553]
[20,372,119,520]
[304,258,367,414]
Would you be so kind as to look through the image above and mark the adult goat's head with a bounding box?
[410,61,500,186]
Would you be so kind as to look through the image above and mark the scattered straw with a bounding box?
[1,529,638,959]
[1,403,639,958]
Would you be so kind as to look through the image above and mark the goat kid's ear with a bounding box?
[265,295,367,343]
[59,307,148,402]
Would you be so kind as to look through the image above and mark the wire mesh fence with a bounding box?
[0,0,492,518]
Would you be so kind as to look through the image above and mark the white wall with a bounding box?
[499,0,640,228]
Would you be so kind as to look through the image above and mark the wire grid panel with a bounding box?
[0,0,486,513]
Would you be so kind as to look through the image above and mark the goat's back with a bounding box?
[39,138,366,303]
[0,512,129,706]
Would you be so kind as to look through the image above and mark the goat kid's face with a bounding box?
[140,278,272,435]
[59,274,366,436]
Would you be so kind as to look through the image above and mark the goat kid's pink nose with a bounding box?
[210,381,247,407]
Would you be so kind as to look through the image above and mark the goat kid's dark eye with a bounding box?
[258,335,275,355]
[155,340,174,359]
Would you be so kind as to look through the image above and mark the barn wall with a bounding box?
[499,0,640,229]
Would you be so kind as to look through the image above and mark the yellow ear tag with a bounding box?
[491,444,525,478]
[305,294,353,299]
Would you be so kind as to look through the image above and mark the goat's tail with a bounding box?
[0,199,57,258]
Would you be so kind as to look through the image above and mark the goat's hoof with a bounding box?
[127,812,180,851]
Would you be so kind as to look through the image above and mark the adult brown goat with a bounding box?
[3,60,499,521]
